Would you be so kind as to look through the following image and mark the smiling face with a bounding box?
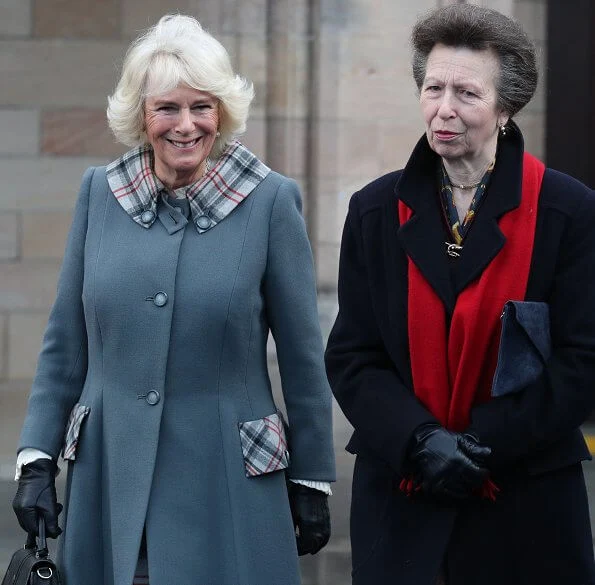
[144,85,220,189]
[420,44,509,170]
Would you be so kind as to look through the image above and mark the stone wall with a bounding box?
[315,0,547,288]
[0,0,546,427]
[0,0,549,581]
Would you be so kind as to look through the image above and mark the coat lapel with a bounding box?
[451,127,524,295]
[395,136,456,313]
[393,127,525,308]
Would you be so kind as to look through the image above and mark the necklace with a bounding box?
[444,159,495,190]
[448,179,481,190]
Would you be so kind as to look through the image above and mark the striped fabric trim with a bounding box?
[106,140,270,233]
[62,403,90,461]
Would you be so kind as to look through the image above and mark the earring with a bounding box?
[216,131,221,137]
[499,124,507,136]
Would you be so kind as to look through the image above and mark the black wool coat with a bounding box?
[325,126,595,585]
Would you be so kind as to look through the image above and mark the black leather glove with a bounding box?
[407,423,491,500]
[13,459,62,538]
[288,483,330,555]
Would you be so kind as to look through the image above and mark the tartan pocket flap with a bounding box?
[238,411,290,478]
[61,403,90,461]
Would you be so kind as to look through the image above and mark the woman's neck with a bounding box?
[442,138,498,188]
[442,156,493,188]
[154,160,209,190]
[443,145,497,222]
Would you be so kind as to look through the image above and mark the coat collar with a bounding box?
[394,122,526,313]
[105,140,270,233]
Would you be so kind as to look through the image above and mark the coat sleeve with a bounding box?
[470,177,595,467]
[263,177,336,482]
[18,167,93,459]
[324,194,436,474]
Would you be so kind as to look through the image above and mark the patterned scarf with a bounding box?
[106,140,270,233]
[440,160,495,245]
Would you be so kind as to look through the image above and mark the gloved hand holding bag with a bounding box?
[13,459,62,538]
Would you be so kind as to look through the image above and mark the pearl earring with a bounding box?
[499,124,507,136]
[216,131,221,137]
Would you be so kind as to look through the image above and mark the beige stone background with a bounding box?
[0,0,546,581]
[0,0,546,388]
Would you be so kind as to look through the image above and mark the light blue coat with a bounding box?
[19,165,336,585]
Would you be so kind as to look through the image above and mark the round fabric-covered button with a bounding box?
[195,215,212,230]
[145,390,160,405]
[153,292,168,307]
[140,210,155,224]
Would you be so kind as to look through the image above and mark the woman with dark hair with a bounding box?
[325,4,595,585]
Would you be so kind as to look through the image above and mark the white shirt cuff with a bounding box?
[289,479,332,496]
[14,453,332,496]
[15,448,53,481]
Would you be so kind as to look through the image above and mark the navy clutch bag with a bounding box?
[491,301,551,398]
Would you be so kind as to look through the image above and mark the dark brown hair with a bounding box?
[411,4,538,117]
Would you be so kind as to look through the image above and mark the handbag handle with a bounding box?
[25,517,49,558]
[37,516,48,557]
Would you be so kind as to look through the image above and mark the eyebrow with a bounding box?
[423,77,484,91]
[151,97,217,107]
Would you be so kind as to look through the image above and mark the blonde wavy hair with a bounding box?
[107,14,254,159]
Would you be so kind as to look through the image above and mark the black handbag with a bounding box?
[1,518,62,585]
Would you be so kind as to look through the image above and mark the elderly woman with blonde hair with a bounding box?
[11,14,335,585]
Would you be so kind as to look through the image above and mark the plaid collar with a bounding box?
[105,140,270,233]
